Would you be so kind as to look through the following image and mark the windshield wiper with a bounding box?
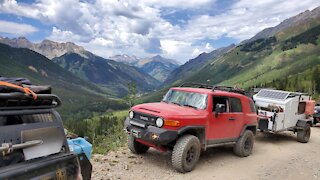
[183,104,198,109]
[170,101,181,106]
[162,100,168,103]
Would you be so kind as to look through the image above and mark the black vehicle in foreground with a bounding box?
[0,80,92,179]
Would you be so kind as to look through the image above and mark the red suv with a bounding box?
[124,83,258,173]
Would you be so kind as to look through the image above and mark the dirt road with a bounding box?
[91,127,320,180]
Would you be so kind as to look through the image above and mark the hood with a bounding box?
[132,102,207,118]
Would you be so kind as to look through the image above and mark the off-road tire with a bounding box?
[128,135,149,154]
[172,135,201,173]
[297,123,311,143]
[233,130,254,157]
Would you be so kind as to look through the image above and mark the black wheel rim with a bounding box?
[244,137,252,152]
[186,145,196,164]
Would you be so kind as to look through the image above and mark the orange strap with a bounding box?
[0,81,37,100]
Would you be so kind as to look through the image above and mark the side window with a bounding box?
[212,96,230,112]
[249,99,256,113]
[230,97,242,112]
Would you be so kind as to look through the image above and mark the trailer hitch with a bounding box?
[0,140,43,156]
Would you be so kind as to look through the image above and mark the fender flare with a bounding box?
[240,125,257,136]
[296,119,312,128]
[177,126,206,145]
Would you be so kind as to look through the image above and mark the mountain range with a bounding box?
[0,37,162,96]
[110,54,180,82]
[0,43,127,118]
[163,44,235,85]
[53,51,159,96]
[0,37,88,59]
[1,6,320,111]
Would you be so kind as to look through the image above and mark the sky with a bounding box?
[0,0,319,63]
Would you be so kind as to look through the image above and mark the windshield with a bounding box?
[162,89,208,110]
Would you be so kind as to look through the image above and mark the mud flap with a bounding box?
[78,153,92,180]
[21,127,64,160]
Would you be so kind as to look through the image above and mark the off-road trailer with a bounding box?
[253,89,315,143]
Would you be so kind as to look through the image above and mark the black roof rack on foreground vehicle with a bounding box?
[179,82,246,95]
[0,93,61,110]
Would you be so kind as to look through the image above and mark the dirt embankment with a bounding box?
[91,127,320,180]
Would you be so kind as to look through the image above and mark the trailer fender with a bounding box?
[296,119,312,129]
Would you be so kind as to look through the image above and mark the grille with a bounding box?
[133,112,157,125]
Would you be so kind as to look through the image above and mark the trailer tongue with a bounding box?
[253,89,315,143]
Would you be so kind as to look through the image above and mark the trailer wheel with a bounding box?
[233,130,254,157]
[172,135,201,173]
[297,123,311,143]
[128,135,149,154]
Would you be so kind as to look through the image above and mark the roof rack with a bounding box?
[0,93,61,110]
[179,82,214,90]
[213,86,245,95]
[179,82,245,95]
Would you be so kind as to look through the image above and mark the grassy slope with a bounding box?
[65,110,128,153]
[185,24,320,89]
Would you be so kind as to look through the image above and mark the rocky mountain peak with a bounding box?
[0,37,87,59]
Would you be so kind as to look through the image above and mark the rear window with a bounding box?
[230,98,242,112]
[0,113,55,126]
[249,100,256,113]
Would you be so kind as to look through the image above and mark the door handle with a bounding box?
[229,117,236,120]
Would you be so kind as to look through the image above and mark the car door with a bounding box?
[207,96,235,141]
[228,97,245,137]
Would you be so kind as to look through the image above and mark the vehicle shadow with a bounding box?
[135,131,306,172]
[139,145,236,172]
[255,132,297,143]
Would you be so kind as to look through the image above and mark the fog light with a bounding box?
[151,133,159,140]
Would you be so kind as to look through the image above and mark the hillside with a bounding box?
[0,43,126,118]
[182,7,320,92]
[185,24,320,91]
[53,52,160,96]
[246,6,320,43]
[163,44,235,85]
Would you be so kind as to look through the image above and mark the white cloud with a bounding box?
[0,0,319,63]
[182,0,320,41]
[49,27,82,42]
[0,20,37,35]
[140,0,211,8]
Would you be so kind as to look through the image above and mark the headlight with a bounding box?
[129,111,134,119]
[315,110,318,114]
[156,118,164,127]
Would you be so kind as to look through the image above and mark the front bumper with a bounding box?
[124,118,178,145]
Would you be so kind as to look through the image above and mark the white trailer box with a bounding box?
[253,89,314,143]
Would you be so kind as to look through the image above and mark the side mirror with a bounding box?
[215,104,225,118]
